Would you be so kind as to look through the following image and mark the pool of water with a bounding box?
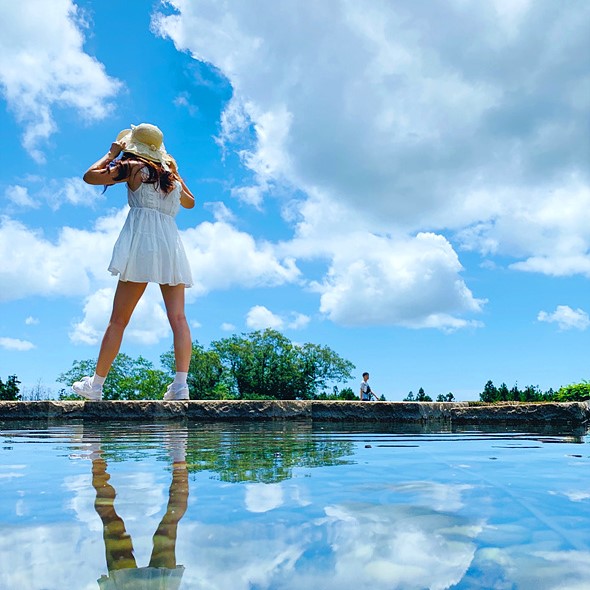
[0,421,588,590]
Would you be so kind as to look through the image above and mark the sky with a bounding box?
[0,0,589,401]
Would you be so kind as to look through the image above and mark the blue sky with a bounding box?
[1,0,589,400]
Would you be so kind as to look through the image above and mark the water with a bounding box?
[0,421,588,590]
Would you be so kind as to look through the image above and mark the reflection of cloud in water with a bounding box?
[390,481,474,512]
[244,482,313,513]
[549,489,590,502]
[245,482,284,512]
[175,498,483,590]
[178,520,308,589]
[475,547,590,590]
[316,503,483,590]
[0,522,104,589]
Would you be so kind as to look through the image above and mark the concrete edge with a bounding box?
[0,400,588,424]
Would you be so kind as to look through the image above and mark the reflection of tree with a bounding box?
[184,423,356,484]
[73,423,356,485]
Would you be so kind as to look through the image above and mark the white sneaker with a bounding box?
[72,376,103,401]
[163,384,190,400]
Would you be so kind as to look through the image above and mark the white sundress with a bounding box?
[108,171,193,287]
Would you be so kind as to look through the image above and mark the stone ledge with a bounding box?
[0,400,588,425]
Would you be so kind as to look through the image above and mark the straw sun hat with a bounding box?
[115,123,170,170]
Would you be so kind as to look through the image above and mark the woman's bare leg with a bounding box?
[160,284,191,372]
[95,281,148,377]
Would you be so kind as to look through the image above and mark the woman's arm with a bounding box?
[166,156,195,209]
[83,142,128,186]
[178,177,195,209]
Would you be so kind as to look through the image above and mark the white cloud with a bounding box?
[246,305,283,330]
[4,179,104,211]
[0,337,35,351]
[181,220,300,297]
[312,232,484,330]
[245,305,310,331]
[0,0,121,161]
[0,212,123,302]
[153,0,590,312]
[69,286,170,346]
[221,322,236,332]
[4,185,39,209]
[49,177,103,209]
[204,201,236,223]
[288,312,310,330]
[537,305,590,331]
[173,91,199,116]
[24,316,39,325]
[0,209,299,307]
[458,181,590,277]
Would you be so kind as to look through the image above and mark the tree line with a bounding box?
[3,335,590,402]
[56,329,356,401]
[479,380,590,403]
[402,381,590,403]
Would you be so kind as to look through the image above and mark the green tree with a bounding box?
[403,391,415,401]
[57,354,169,400]
[316,386,357,400]
[497,382,510,402]
[436,392,455,402]
[212,329,354,400]
[0,375,21,401]
[554,381,590,402]
[415,387,433,402]
[161,342,225,399]
[480,380,498,402]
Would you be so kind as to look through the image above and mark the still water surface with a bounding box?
[0,421,588,590]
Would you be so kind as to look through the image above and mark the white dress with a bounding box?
[108,171,193,287]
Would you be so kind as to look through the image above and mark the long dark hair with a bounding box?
[110,153,178,194]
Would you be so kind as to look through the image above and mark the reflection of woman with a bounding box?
[90,430,189,589]
[71,123,195,402]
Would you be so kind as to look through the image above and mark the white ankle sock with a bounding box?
[92,373,106,388]
[172,372,188,387]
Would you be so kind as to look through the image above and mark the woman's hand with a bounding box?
[83,141,128,186]
[108,141,124,160]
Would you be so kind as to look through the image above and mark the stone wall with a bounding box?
[0,400,588,425]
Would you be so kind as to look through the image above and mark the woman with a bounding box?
[72,123,194,401]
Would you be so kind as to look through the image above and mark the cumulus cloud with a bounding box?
[4,178,104,211]
[0,337,35,351]
[24,316,39,325]
[0,0,121,161]
[69,286,171,346]
[458,181,590,277]
[246,305,310,330]
[246,305,283,330]
[0,212,124,302]
[0,206,299,303]
[181,220,301,297]
[153,0,589,233]
[152,0,589,328]
[312,232,484,330]
[49,177,104,209]
[537,305,590,331]
[221,322,236,332]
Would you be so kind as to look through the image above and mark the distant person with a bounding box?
[71,123,195,402]
[360,372,379,401]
